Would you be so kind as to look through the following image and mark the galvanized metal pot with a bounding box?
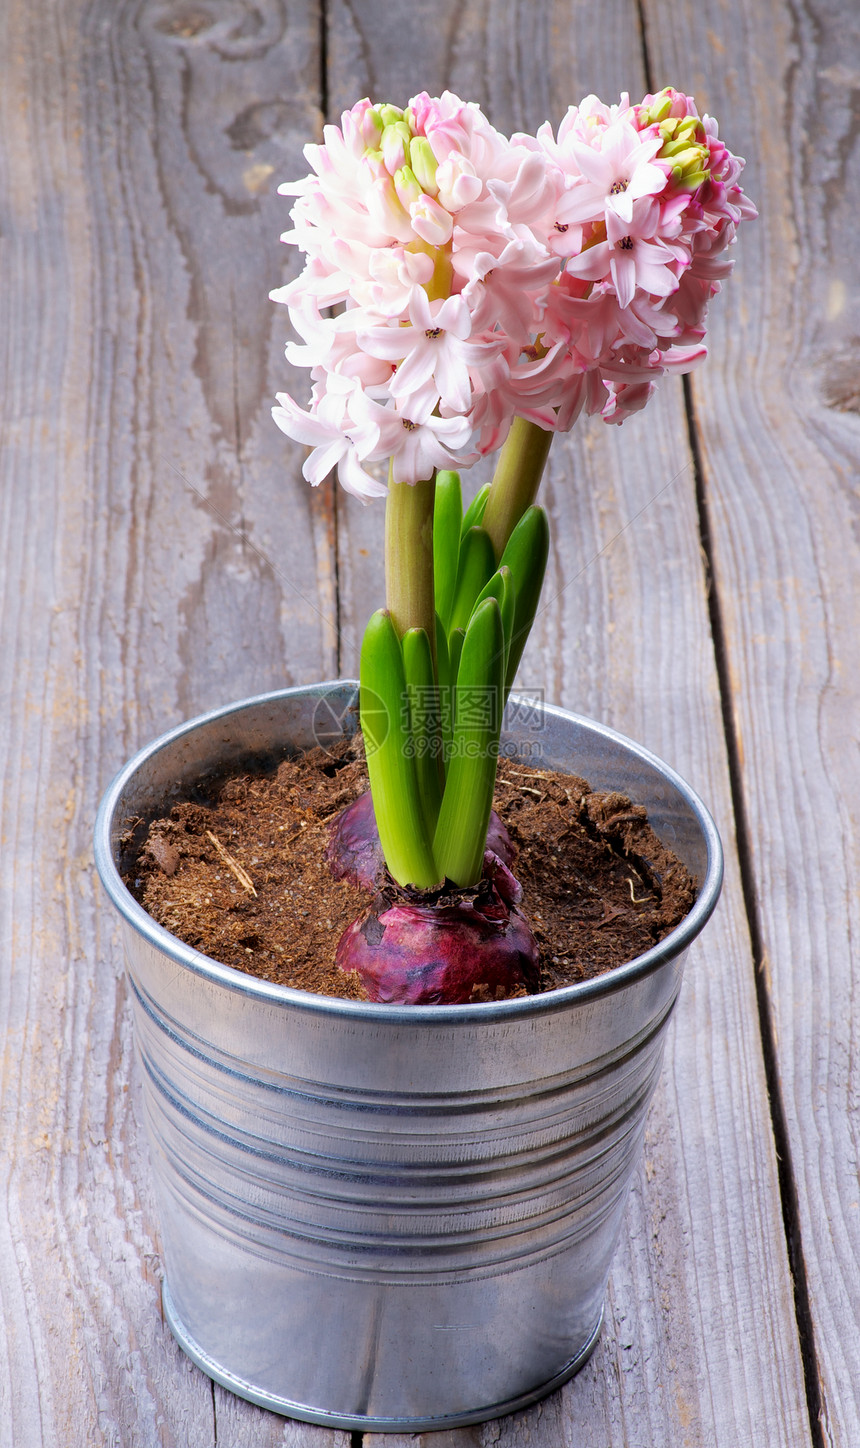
[94,682,723,1433]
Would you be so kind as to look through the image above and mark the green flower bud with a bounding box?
[378,103,405,127]
[394,164,423,209]
[382,119,414,175]
[656,112,710,189]
[389,119,414,146]
[676,116,703,146]
[362,106,385,145]
[668,140,710,187]
[375,174,413,233]
[639,88,674,126]
[660,135,695,158]
[667,143,707,170]
[364,147,384,168]
[672,163,709,189]
[409,137,439,196]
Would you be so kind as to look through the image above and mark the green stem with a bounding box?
[385,463,437,658]
[481,416,553,562]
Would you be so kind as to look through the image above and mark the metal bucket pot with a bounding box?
[94,683,723,1433]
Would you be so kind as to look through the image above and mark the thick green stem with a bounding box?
[384,463,436,654]
[481,417,553,562]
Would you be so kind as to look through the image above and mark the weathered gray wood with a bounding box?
[641,0,860,1441]
[0,1,342,1444]
[329,5,811,1445]
[211,1388,352,1448]
[2,0,846,1440]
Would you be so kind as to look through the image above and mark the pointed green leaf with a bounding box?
[402,627,443,838]
[460,481,490,539]
[360,610,439,889]
[435,613,450,693]
[449,525,495,634]
[435,614,452,771]
[433,598,505,887]
[499,505,550,692]
[473,564,516,674]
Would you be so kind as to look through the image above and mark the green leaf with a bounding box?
[444,626,466,754]
[402,627,443,838]
[499,505,550,693]
[360,610,440,889]
[460,481,491,539]
[435,614,452,767]
[433,598,505,887]
[433,471,462,633]
[473,564,516,675]
[449,525,495,634]
[435,613,450,691]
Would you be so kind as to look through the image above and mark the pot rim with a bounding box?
[94,681,723,1023]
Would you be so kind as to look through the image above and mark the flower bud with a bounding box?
[666,142,710,188]
[436,154,482,211]
[664,116,704,151]
[644,91,674,124]
[382,120,413,175]
[378,103,405,127]
[672,164,709,189]
[360,105,385,150]
[368,174,414,241]
[409,137,439,195]
[657,113,710,189]
[660,115,705,150]
[361,147,387,179]
[639,87,697,127]
[409,193,454,246]
[394,164,423,210]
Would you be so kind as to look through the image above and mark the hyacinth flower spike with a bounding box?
[272,87,754,1002]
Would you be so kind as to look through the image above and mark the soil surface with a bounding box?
[122,734,697,1001]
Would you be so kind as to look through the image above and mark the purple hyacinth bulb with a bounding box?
[336,850,539,1004]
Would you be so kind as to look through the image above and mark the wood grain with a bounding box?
[1,0,849,1441]
[329,4,811,1445]
[0,0,342,1443]
[641,0,860,1440]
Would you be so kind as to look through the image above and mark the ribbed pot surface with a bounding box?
[94,683,722,1430]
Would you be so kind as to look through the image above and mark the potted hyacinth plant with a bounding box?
[270,85,755,1005]
[94,84,753,1430]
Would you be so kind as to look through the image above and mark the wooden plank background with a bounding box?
[1,0,855,1443]
[650,2,860,1443]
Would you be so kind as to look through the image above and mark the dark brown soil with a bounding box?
[121,734,697,1001]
